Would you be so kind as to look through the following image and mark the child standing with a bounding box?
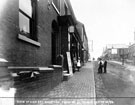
[77,58,81,71]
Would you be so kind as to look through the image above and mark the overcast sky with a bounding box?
[70,0,135,59]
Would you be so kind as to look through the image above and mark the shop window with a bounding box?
[19,0,37,41]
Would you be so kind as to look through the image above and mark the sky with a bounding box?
[70,0,135,59]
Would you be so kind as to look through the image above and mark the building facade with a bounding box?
[0,0,68,96]
[102,44,128,61]
[0,0,62,67]
[58,0,89,73]
[0,0,89,89]
[76,21,89,64]
[128,44,135,65]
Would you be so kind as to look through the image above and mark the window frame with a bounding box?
[19,0,40,46]
[19,9,31,37]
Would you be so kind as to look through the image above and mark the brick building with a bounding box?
[0,0,89,95]
[0,0,67,98]
[103,44,128,61]
[0,0,61,66]
[57,0,89,73]
[128,44,135,65]
[76,21,89,64]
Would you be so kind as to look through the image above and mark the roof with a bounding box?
[76,21,88,41]
[65,0,77,24]
[106,44,128,49]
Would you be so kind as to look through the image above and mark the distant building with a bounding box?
[103,44,128,61]
[128,43,135,65]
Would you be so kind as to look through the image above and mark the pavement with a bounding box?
[15,62,96,105]
[110,60,135,71]
[38,62,96,105]
[15,60,135,105]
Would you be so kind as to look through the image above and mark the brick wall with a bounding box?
[0,0,59,67]
[0,0,65,102]
[14,68,63,98]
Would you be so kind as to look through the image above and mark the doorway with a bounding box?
[51,20,59,64]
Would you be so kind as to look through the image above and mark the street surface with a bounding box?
[15,62,96,105]
[94,61,135,105]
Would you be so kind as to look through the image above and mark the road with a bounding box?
[94,61,135,105]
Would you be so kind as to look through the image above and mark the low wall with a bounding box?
[14,67,62,100]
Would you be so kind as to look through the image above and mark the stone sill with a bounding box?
[8,66,54,73]
[48,65,62,68]
[18,34,41,47]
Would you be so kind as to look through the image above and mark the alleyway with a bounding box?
[15,62,96,105]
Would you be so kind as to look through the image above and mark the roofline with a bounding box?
[76,21,88,41]
[66,0,77,24]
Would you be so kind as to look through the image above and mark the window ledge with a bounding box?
[18,34,41,47]
[51,1,60,15]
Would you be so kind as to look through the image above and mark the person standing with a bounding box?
[77,57,81,71]
[73,57,77,73]
[103,59,107,73]
[98,58,103,73]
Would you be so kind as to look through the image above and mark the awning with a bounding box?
[57,15,76,26]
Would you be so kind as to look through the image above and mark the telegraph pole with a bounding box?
[122,49,124,65]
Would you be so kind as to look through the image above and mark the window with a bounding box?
[19,0,37,41]
[52,0,60,13]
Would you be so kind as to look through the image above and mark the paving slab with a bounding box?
[15,62,96,105]
[39,62,96,105]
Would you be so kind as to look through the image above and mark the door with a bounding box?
[51,20,59,64]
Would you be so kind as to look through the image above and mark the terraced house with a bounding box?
[0,0,89,99]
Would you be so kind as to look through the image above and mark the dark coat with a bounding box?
[104,60,107,67]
